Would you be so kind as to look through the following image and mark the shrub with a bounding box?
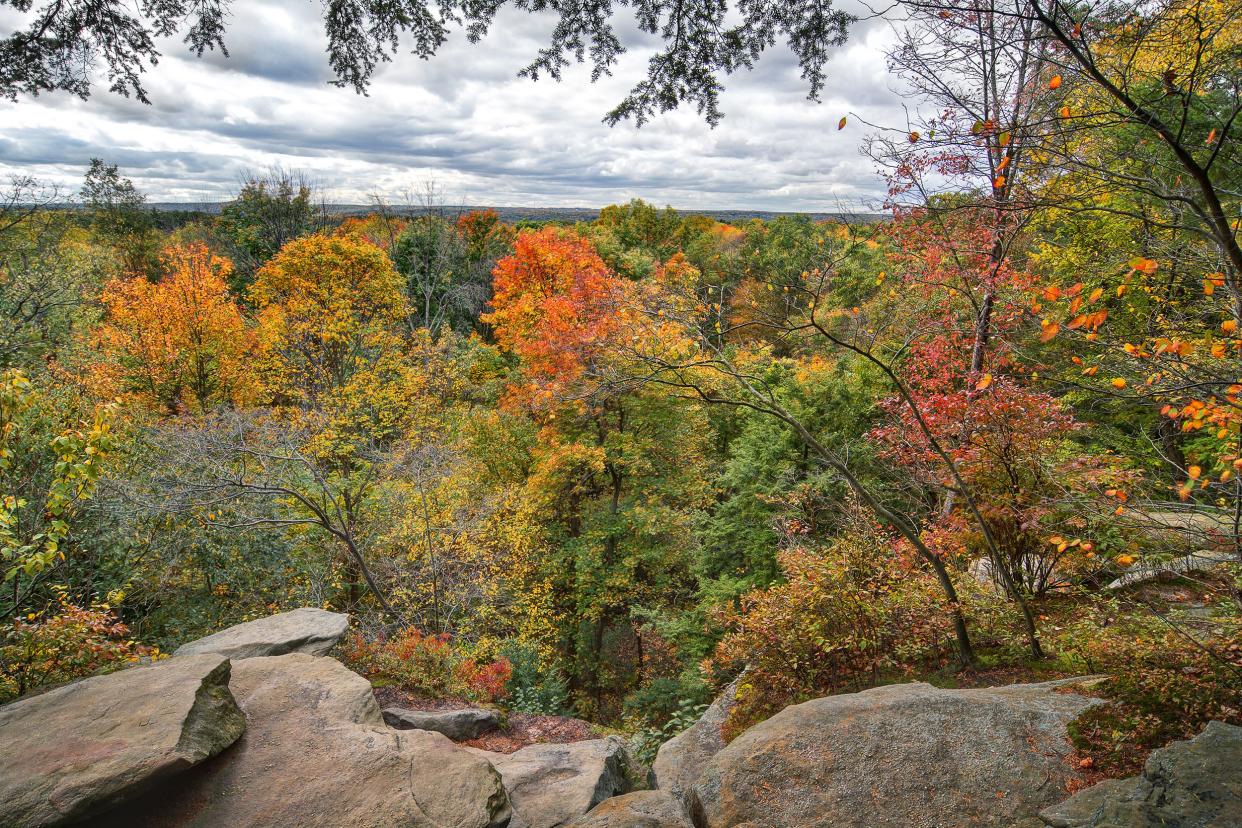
[710,524,953,737]
[1062,624,1242,776]
[500,639,571,715]
[0,598,149,701]
[340,627,511,703]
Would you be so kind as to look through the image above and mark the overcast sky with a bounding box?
[0,3,911,210]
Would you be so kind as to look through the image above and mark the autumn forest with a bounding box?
[0,0,1240,799]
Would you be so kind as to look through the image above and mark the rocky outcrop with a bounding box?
[0,654,244,828]
[89,653,514,828]
[472,737,644,828]
[689,679,1099,828]
[1035,721,1242,828]
[652,675,741,799]
[383,707,500,740]
[172,607,349,659]
[567,791,692,827]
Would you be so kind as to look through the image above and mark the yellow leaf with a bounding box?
[976,373,993,390]
[1089,287,1103,302]
[1111,378,1127,389]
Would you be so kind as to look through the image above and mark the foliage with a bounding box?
[0,369,116,596]
[500,639,572,716]
[340,627,512,703]
[1065,624,1242,776]
[0,596,149,701]
[711,514,955,736]
[93,243,252,412]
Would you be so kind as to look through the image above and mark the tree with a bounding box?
[2,0,852,125]
[217,168,326,287]
[249,233,406,405]
[0,176,97,369]
[0,369,116,618]
[79,159,158,277]
[93,243,252,413]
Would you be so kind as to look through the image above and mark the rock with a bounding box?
[0,654,244,828]
[689,679,1100,828]
[383,707,500,741]
[652,675,741,799]
[567,791,692,827]
[1036,720,1242,828]
[473,737,644,828]
[172,607,349,659]
[89,653,514,828]
[1105,550,1235,590]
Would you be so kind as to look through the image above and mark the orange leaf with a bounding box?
[1059,106,1071,118]
[1040,321,1059,342]
[1111,378,1127,389]
[1223,319,1238,334]
[1206,128,1218,145]
[1049,75,1063,89]
[975,373,993,390]
[1188,465,1201,480]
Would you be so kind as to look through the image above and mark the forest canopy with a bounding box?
[0,0,1238,782]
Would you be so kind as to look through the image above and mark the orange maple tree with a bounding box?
[93,243,252,412]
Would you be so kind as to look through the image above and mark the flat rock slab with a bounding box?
[653,675,741,799]
[1037,720,1242,828]
[472,736,644,828]
[383,707,500,741]
[690,679,1100,828]
[173,607,349,659]
[88,653,514,828]
[0,654,244,828]
[568,791,693,827]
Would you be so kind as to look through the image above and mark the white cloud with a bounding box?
[0,2,908,210]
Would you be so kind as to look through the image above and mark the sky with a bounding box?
[0,3,912,211]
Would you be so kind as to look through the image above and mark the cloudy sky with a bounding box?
[0,3,911,210]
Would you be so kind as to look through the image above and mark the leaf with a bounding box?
[1049,75,1063,89]
[1129,257,1158,274]
[908,131,921,143]
[1222,319,1238,334]
[975,373,993,390]
[993,175,1006,188]
[1111,378,1126,389]
[838,116,847,130]
[1039,321,1059,342]
[1059,106,1071,118]
[1187,465,1201,480]
[1206,128,1217,145]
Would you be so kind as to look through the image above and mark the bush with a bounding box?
[1063,625,1242,776]
[0,598,150,701]
[340,628,512,703]
[710,524,954,737]
[628,696,710,765]
[499,639,571,715]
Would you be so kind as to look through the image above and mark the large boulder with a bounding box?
[690,679,1099,828]
[1036,720,1242,828]
[567,791,692,828]
[472,737,644,828]
[89,653,514,828]
[0,654,244,828]
[652,675,741,798]
[383,707,500,741]
[173,607,349,659]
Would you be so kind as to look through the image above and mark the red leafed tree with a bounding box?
[483,227,632,404]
